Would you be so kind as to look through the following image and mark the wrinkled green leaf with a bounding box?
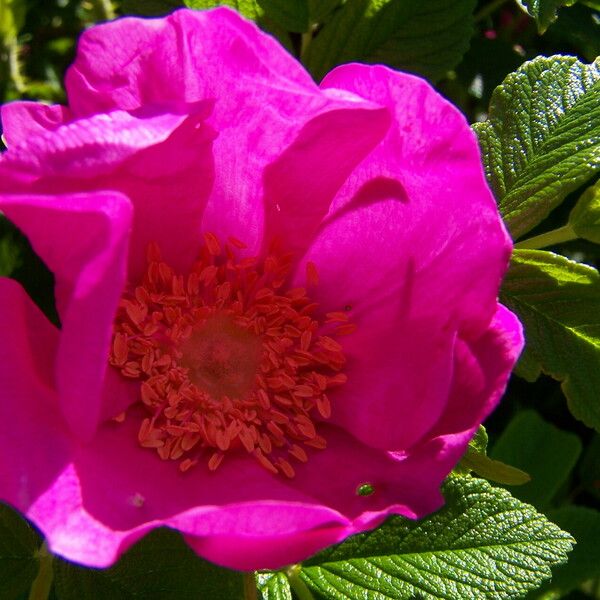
[537,506,600,597]
[184,0,262,19]
[490,410,582,508]
[301,477,573,599]
[517,0,577,33]
[304,0,476,82]
[0,503,41,600]
[53,529,244,600]
[569,179,600,243]
[470,425,488,454]
[473,56,600,240]
[256,572,293,600]
[454,426,489,474]
[501,250,600,431]
[257,0,308,31]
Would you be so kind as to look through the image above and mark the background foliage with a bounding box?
[1,0,599,598]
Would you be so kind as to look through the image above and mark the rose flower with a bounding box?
[0,7,523,571]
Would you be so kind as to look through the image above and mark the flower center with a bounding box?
[109,234,354,477]
[181,314,262,401]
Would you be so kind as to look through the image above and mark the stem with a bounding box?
[243,572,258,600]
[300,30,313,61]
[514,224,578,250]
[473,0,510,23]
[28,542,54,600]
[286,565,315,600]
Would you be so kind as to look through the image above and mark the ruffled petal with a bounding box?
[1,101,71,147]
[289,64,512,450]
[0,104,215,279]
[427,304,524,441]
[293,197,457,450]
[0,192,132,440]
[0,278,71,511]
[320,64,512,334]
[65,7,320,115]
[261,102,390,256]
[32,416,444,570]
[64,7,388,254]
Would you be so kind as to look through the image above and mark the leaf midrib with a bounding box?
[499,75,600,211]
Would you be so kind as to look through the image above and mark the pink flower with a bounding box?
[0,8,523,571]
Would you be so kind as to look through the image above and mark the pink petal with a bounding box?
[397,304,523,497]
[0,104,215,279]
[0,278,71,511]
[261,102,390,256]
[65,8,319,116]
[1,101,70,146]
[429,303,524,440]
[64,7,388,254]
[320,63,512,334]
[291,64,512,450]
[0,192,132,441]
[31,415,445,570]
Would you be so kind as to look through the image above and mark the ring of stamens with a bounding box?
[109,234,354,478]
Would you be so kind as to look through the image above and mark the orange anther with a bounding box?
[289,444,308,463]
[228,236,247,249]
[255,449,278,474]
[112,333,128,366]
[316,395,332,419]
[306,261,319,286]
[203,231,222,256]
[110,236,353,476]
[208,452,224,471]
[277,458,295,479]
[179,458,198,472]
[112,411,126,423]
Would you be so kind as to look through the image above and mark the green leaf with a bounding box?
[459,449,531,486]
[120,0,184,16]
[53,529,244,600]
[184,0,297,49]
[579,433,600,501]
[501,250,600,432]
[538,507,600,596]
[473,56,600,240]
[0,503,41,600]
[569,180,600,243]
[307,0,342,23]
[517,0,577,33]
[303,0,476,82]
[470,425,489,455]
[456,427,530,485]
[490,410,582,508]
[256,572,293,600]
[300,477,574,600]
[257,0,308,31]
[0,225,22,277]
[184,0,263,19]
